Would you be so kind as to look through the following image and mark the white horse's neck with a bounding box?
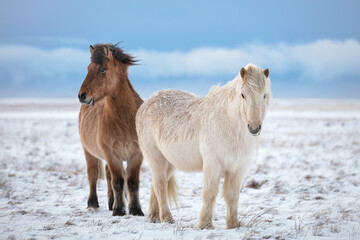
[200,78,258,160]
[202,78,246,129]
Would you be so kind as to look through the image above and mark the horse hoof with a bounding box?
[87,199,99,209]
[112,207,126,216]
[129,207,144,216]
[199,223,214,230]
[87,204,99,209]
[148,214,160,223]
[226,220,240,229]
[162,216,175,224]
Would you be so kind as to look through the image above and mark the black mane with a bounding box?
[91,43,137,66]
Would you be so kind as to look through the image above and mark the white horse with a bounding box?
[136,63,271,229]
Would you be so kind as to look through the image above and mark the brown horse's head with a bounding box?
[78,43,137,105]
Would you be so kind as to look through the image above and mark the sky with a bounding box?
[0,0,360,99]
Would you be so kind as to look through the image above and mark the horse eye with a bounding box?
[241,93,245,99]
[99,68,106,73]
[264,94,266,99]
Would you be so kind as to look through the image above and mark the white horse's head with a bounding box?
[238,63,271,136]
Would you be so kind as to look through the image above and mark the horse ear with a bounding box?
[240,67,247,79]
[89,45,94,55]
[263,68,270,78]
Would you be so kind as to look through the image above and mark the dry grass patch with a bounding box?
[0,172,14,198]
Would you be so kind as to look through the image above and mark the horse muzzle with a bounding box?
[78,92,94,106]
[248,124,261,136]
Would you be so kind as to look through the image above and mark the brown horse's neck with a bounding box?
[109,67,142,105]
[103,67,143,125]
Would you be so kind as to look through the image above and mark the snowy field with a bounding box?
[0,99,359,240]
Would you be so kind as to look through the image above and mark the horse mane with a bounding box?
[91,43,137,66]
[243,63,267,94]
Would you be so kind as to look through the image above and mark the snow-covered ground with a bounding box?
[0,99,359,240]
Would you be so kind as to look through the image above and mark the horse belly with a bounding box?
[159,140,203,172]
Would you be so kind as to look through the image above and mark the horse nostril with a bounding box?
[248,124,261,134]
[79,92,87,102]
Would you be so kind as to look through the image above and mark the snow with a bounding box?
[0,99,359,239]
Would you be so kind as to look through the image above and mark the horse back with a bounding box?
[136,90,204,171]
[138,90,200,139]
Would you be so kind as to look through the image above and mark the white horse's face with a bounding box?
[238,66,271,136]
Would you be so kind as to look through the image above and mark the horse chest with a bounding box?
[78,110,101,158]
[229,138,255,169]
[201,128,256,172]
[79,104,136,161]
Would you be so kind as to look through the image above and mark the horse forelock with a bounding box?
[91,45,107,65]
[243,63,267,94]
[91,43,137,66]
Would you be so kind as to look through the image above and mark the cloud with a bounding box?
[0,45,89,85]
[290,39,360,80]
[133,39,360,81]
[0,39,359,87]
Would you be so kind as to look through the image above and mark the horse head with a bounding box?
[238,64,271,136]
[78,44,136,105]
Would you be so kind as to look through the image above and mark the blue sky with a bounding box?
[0,0,359,98]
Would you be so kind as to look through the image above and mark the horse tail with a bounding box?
[98,160,105,180]
[167,175,179,207]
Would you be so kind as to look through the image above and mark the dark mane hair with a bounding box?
[91,43,137,66]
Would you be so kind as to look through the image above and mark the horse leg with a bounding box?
[148,164,175,223]
[146,149,174,223]
[106,157,126,216]
[105,164,114,211]
[152,176,174,223]
[84,149,100,208]
[199,158,222,229]
[126,151,144,216]
[148,183,160,222]
[223,170,243,229]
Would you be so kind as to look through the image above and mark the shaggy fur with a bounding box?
[136,63,271,229]
[90,43,137,66]
[78,43,144,216]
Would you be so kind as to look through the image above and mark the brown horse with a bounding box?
[78,43,144,216]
